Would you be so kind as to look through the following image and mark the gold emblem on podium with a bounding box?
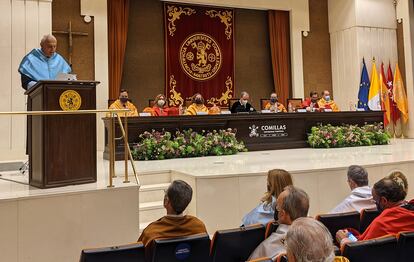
[180,33,222,81]
[59,90,82,111]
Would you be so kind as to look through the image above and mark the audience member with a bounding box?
[242,169,293,226]
[138,180,207,246]
[109,89,138,117]
[249,186,309,260]
[286,217,336,262]
[231,91,256,113]
[264,92,287,112]
[336,172,414,246]
[185,93,208,115]
[330,165,376,213]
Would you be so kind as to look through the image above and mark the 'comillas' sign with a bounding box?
[249,123,288,138]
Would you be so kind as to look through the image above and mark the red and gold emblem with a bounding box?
[179,33,222,81]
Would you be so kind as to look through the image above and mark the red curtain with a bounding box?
[164,3,235,107]
[108,0,130,103]
[268,10,292,105]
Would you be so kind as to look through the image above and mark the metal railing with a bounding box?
[0,109,139,188]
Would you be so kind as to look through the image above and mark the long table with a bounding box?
[102,111,384,160]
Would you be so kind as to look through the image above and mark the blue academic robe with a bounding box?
[18,48,71,89]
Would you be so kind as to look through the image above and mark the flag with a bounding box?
[368,60,381,111]
[393,64,409,123]
[387,63,400,124]
[380,63,391,126]
[358,58,370,110]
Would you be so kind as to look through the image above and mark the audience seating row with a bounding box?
[316,208,381,240]
[80,224,265,262]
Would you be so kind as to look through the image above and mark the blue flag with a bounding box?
[358,58,370,110]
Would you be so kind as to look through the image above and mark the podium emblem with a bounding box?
[179,33,222,81]
[59,90,82,111]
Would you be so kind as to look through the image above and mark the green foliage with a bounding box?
[132,128,247,160]
[307,123,391,148]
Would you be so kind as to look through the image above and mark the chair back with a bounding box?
[359,208,381,233]
[260,99,270,110]
[316,211,360,241]
[210,224,265,262]
[151,233,210,262]
[275,254,288,262]
[185,99,193,107]
[397,231,414,262]
[342,236,398,262]
[247,257,273,262]
[79,242,145,262]
[228,99,239,110]
[286,98,303,109]
[265,220,280,239]
[148,99,155,107]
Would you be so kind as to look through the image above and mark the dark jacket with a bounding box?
[231,101,256,113]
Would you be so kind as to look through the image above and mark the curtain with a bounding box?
[268,10,292,106]
[108,0,130,103]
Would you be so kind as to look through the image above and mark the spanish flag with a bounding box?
[380,63,391,126]
[393,64,409,123]
[368,60,381,111]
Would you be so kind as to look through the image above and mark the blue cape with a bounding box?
[18,48,71,81]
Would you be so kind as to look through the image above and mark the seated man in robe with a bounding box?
[318,90,340,111]
[264,92,287,112]
[336,172,414,246]
[138,180,207,246]
[330,165,376,213]
[249,186,309,260]
[231,91,256,113]
[109,89,138,117]
[151,94,169,116]
[19,34,71,90]
[185,93,208,115]
[302,91,320,112]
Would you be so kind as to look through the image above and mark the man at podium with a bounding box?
[18,34,71,90]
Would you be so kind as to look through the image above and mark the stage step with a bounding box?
[139,200,165,225]
[139,183,170,203]
[138,171,171,186]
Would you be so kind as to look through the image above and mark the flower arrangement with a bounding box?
[132,128,247,160]
[307,123,391,148]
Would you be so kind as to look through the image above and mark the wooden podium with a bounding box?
[25,80,99,188]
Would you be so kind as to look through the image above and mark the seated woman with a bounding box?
[185,93,208,115]
[152,94,168,116]
[242,169,293,226]
[264,93,287,112]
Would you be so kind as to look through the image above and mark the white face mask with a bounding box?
[241,100,248,106]
[157,100,165,107]
[324,96,331,101]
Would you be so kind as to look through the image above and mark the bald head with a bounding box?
[40,34,57,58]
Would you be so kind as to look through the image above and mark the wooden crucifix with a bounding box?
[52,21,88,65]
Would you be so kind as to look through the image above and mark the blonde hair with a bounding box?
[387,171,408,194]
[261,169,293,205]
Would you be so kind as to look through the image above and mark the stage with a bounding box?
[0,139,413,261]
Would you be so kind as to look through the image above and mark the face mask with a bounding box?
[157,100,165,107]
[120,97,128,104]
[195,98,202,105]
[324,96,330,101]
[241,100,248,106]
[270,98,277,103]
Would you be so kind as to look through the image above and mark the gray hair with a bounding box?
[281,186,309,221]
[240,91,249,98]
[166,180,193,214]
[347,165,368,187]
[286,217,335,262]
[40,34,56,45]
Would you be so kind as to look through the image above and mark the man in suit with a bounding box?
[231,91,256,113]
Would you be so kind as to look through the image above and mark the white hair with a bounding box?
[286,217,335,262]
[40,34,57,45]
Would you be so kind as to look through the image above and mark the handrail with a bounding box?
[0,109,140,188]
